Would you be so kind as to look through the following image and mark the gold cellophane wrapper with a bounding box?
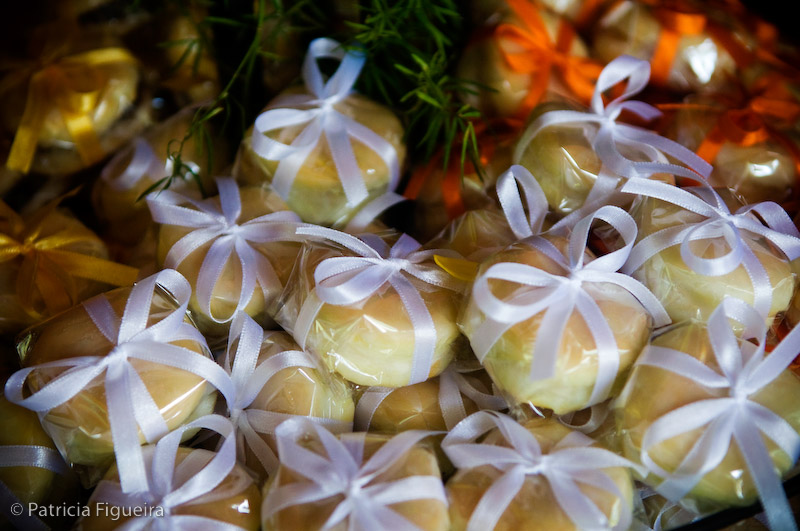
[460,237,652,414]
[262,433,449,531]
[273,239,463,388]
[615,320,800,514]
[630,188,796,324]
[16,284,216,485]
[226,331,355,480]
[446,417,634,531]
[234,89,406,226]
[77,447,261,531]
[156,185,300,340]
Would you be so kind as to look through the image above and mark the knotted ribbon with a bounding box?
[251,38,400,208]
[0,196,139,321]
[264,417,446,530]
[514,54,713,183]
[221,312,352,476]
[470,206,670,406]
[442,411,640,531]
[147,177,303,324]
[621,179,800,318]
[292,226,462,385]
[4,269,234,494]
[0,445,68,531]
[90,414,250,531]
[635,298,800,531]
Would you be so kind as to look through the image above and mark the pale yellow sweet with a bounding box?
[262,433,449,531]
[274,240,463,387]
[78,447,261,531]
[424,209,518,262]
[631,189,796,324]
[615,321,800,514]
[447,417,634,531]
[592,1,737,93]
[17,284,215,485]
[235,89,406,226]
[156,185,300,339]
[460,238,651,413]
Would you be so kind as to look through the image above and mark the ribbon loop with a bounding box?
[495,165,548,239]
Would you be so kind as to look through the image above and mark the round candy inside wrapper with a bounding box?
[78,415,260,531]
[262,418,449,531]
[220,313,354,481]
[592,0,738,93]
[623,182,799,325]
[460,206,668,414]
[0,197,138,336]
[273,226,465,388]
[4,270,226,488]
[615,299,800,529]
[149,178,304,341]
[443,412,636,531]
[235,38,406,227]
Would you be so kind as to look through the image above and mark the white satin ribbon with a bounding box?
[442,411,640,531]
[0,445,68,531]
[221,312,352,476]
[635,298,800,531]
[264,417,446,530]
[621,179,800,318]
[147,177,304,324]
[495,165,548,240]
[251,38,400,208]
[470,206,670,406]
[292,226,462,385]
[342,191,407,233]
[514,55,713,182]
[4,269,235,494]
[102,137,199,193]
[90,414,249,531]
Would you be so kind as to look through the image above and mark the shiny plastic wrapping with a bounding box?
[460,237,652,414]
[14,283,216,484]
[424,208,517,262]
[234,89,407,226]
[77,447,261,531]
[273,238,464,387]
[224,330,355,480]
[615,320,800,515]
[629,188,796,324]
[592,1,737,93]
[446,417,634,531]
[92,110,220,246]
[155,184,301,339]
[262,432,449,531]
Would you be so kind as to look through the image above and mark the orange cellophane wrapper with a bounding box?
[0,198,138,335]
[15,283,217,486]
[592,0,739,93]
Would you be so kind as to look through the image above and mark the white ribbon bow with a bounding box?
[621,179,800,318]
[354,362,508,432]
[635,298,800,531]
[251,38,400,208]
[292,226,462,385]
[0,445,68,531]
[147,177,303,324]
[514,55,712,183]
[471,205,670,406]
[91,414,249,531]
[495,164,549,240]
[221,312,352,476]
[442,411,640,531]
[264,417,446,531]
[4,269,235,494]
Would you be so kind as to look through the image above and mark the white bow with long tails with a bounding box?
[4,269,235,494]
[470,206,670,406]
[263,417,446,531]
[251,38,400,208]
[635,297,800,531]
[442,411,641,531]
[147,177,304,324]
